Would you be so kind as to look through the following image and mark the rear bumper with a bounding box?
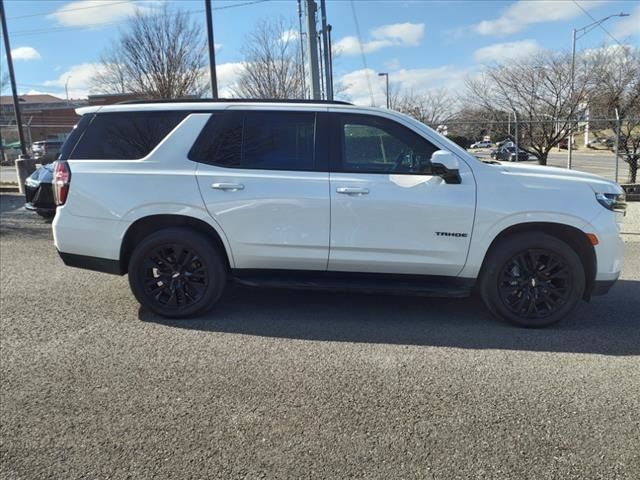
[58,251,123,275]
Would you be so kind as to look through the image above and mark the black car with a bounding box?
[494,146,529,162]
[24,163,56,218]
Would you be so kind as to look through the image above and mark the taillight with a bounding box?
[53,161,71,205]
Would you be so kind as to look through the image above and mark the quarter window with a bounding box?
[69,111,187,160]
[339,114,437,174]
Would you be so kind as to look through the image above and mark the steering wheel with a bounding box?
[393,150,414,171]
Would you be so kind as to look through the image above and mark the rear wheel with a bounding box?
[128,228,227,318]
[479,232,585,327]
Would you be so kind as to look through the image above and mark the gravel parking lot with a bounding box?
[1,192,639,479]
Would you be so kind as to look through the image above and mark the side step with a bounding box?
[231,270,474,298]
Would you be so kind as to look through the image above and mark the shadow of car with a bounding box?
[139,280,640,356]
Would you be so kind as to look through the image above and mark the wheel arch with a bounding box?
[120,214,233,274]
[480,222,597,300]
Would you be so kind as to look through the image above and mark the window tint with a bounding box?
[189,112,242,167]
[69,111,187,160]
[339,114,437,174]
[58,114,94,161]
[189,111,316,171]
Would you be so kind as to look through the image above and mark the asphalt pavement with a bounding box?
[1,193,639,479]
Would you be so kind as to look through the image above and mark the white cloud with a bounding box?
[612,5,640,39]
[333,22,425,55]
[11,46,41,61]
[48,0,162,27]
[384,58,401,70]
[279,29,299,43]
[216,62,245,97]
[370,22,424,46]
[473,40,542,63]
[470,0,606,36]
[337,65,467,106]
[43,63,106,98]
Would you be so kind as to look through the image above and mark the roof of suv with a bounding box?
[76,98,358,116]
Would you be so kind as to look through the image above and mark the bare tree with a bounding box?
[392,88,456,126]
[91,6,207,99]
[587,46,640,183]
[91,50,128,95]
[231,18,305,99]
[466,52,589,165]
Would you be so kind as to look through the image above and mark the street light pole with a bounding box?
[378,72,389,108]
[568,12,629,170]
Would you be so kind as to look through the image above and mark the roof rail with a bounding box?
[118,98,353,105]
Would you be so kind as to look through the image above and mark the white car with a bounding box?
[470,140,492,149]
[51,100,625,327]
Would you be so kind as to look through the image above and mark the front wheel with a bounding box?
[479,232,585,327]
[128,228,227,318]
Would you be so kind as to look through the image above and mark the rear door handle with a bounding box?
[211,182,244,191]
[336,187,369,195]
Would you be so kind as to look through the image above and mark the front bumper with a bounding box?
[591,276,619,296]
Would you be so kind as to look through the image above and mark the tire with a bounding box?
[479,232,585,328]
[36,210,55,219]
[128,228,227,318]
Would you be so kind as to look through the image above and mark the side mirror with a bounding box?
[431,150,461,184]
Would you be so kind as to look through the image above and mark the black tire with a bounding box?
[36,210,55,219]
[128,228,227,318]
[479,232,585,328]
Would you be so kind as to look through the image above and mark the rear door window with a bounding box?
[189,110,317,171]
[69,111,187,160]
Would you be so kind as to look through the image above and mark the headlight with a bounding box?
[595,192,626,213]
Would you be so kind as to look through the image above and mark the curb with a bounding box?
[0,186,20,193]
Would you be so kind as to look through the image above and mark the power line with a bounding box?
[8,1,132,20]
[10,0,269,38]
[349,0,374,106]
[572,0,626,46]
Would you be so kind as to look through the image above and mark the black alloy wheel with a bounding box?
[479,232,585,327]
[498,249,571,320]
[129,228,227,318]
[144,244,209,309]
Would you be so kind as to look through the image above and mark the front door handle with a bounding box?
[336,186,369,195]
[211,182,245,191]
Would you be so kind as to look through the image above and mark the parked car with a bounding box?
[31,140,63,163]
[52,99,625,328]
[587,137,614,149]
[24,163,56,218]
[470,140,492,149]
[494,145,530,162]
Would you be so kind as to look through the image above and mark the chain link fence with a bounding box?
[0,122,76,166]
[427,117,639,184]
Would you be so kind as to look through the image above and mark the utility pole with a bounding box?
[319,0,332,100]
[296,0,306,98]
[204,0,218,99]
[304,0,321,100]
[0,0,27,157]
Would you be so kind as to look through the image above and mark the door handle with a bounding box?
[211,182,244,191]
[336,187,369,195]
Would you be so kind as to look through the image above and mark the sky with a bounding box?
[1,0,639,106]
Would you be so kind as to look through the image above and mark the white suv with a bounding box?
[51,100,625,327]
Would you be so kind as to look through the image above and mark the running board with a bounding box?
[231,270,474,298]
